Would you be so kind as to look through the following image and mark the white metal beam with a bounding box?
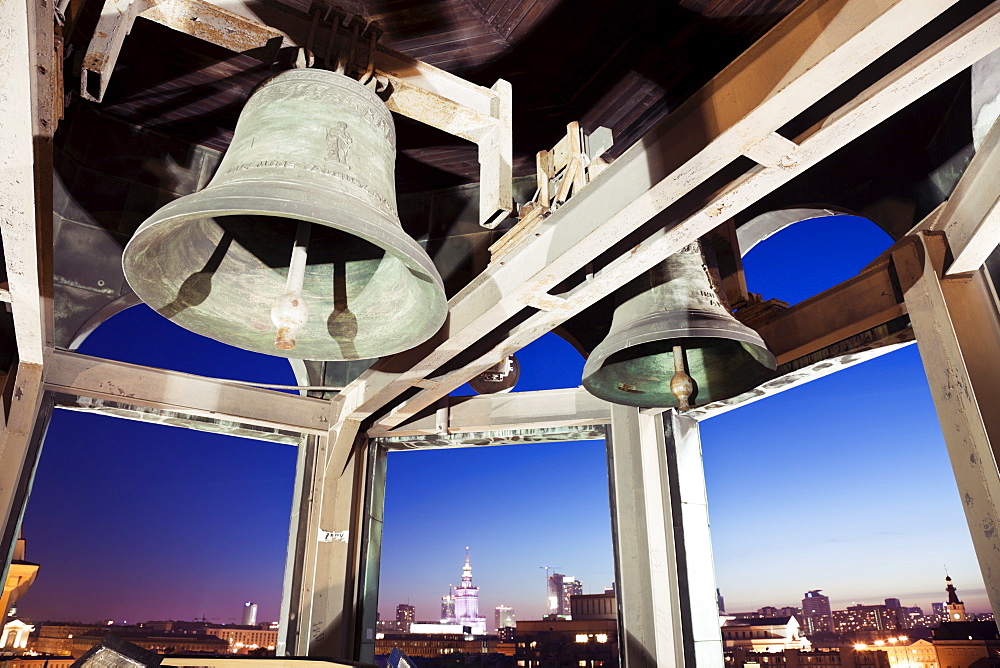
[942,114,1000,274]
[0,0,53,366]
[608,406,685,668]
[44,350,331,436]
[0,363,45,569]
[365,1,999,434]
[279,422,368,658]
[894,231,1000,618]
[366,387,612,438]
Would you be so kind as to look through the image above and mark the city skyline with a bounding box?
[14,215,991,627]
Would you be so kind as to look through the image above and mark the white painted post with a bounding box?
[894,232,1000,619]
[607,404,723,668]
[278,422,383,660]
[666,412,725,666]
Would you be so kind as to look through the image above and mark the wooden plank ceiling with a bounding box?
[77,0,807,191]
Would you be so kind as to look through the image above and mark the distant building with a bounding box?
[885,598,902,609]
[409,623,468,635]
[854,637,937,668]
[68,629,229,658]
[718,589,726,614]
[515,617,618,668]
[374,632,501,658]
[241,601,258,626]
[932,618,1000,668]
[1,536,38,627]
[802,590,832,634]
[546,573,583,618]
[28,623,102,656]
[495,605,515,631]
[397,603,415,631]
[204,625,277,653]
[945,576,967,622]
[727,648,891,668]
[375,619,409,633]
[1,619,34,650]
[721,617,812,653]
[563,578,583,617]
[833,605,905,634]
[4,657,74,668]
[571,593,616,621]
[441,589,456,622]
[451,548,487,635]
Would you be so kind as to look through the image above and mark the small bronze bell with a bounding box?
[582,240,776,408]
[122,69,447,361]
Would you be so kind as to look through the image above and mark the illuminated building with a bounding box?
[441,590,456,623]
[495,605,515,631]
[854,638,938,668]
[1,536,38,627]
[1,620,34,650]
[374,632,501,658]
[833,605,906,635]
[563,578,583,618]
[721,617,812,653]
[802,590,832,634]
[397,603,415,631]
[68,630,229,658]
[28,623,101,656]
[546,573,583,618]
[453,548,487,635]
[203,625,278,653]
[241,601,258,626]
[726,648,892,668]
[514,618,619,668]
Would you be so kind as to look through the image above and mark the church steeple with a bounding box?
[945,575,967,621]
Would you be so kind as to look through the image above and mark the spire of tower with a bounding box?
[946,575,963,605]
[462,547,473,586]
[945,575,967,621]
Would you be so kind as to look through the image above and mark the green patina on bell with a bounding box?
[582,240,777,408]
[122,69,447,361]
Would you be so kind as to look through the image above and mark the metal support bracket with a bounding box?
[78,0,513,228]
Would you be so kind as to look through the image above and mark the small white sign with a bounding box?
[319,530,349,543]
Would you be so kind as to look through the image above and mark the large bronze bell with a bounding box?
[122,69,447,360]
[582,240,777,409]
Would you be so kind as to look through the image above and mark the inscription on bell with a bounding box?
[243,81,393,143]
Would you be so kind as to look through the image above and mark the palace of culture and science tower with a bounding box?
[440,549,488,635]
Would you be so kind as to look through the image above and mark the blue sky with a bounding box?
[17,215,988,627]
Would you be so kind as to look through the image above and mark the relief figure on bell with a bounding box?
[326,122,353,168]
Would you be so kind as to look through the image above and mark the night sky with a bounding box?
[17,215,988,628]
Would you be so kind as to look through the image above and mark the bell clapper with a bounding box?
[669,344,694,410]
[271,221,312,350]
